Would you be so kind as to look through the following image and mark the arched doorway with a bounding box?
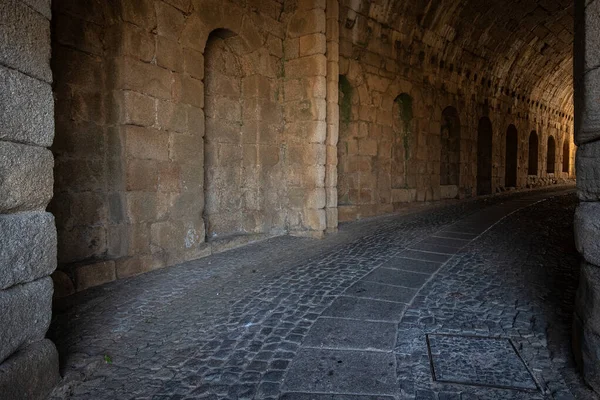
[477,117,493,196]
[440,107,461,188]
[528,131,539,175]
[547,136,556,174]
[505,125,518,188]
[391,93,416,189]
[203,29,282,241]
[562,140,570,173]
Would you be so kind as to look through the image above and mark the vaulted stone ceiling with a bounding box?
[343,0,574,115]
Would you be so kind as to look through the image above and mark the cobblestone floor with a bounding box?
[48,187,597,400]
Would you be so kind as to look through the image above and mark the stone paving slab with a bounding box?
[380,257,442,274]
[302,317,396,350]
[427,334,538,391]
[421,236,469,248]
[433,231,479,240]
[280,393,394,400]
[362,268,430,288]
[398,249,453,263]
[408,242,462,255]
[282,349,398,394]
[344,281,417,304]
[321,296,407,322]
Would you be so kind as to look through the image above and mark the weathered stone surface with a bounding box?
[0,277,53,363]
[577,140,600,200]
[0,65,54,147]
[574,261,600,393]
[0,141,53,213]
[75,261,116,291]
[0,339,59,400]
[0,212,56,290]
[575,202,600,266]
[0,0,52,82]
[575,261,600,338]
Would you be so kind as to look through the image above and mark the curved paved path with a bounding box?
[49,187,596,400]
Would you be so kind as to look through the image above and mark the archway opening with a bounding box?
[528,131,539,175]
[547,136,556,174]
[203,29,281,241]
[440,107,461,192]
[337,75,354,207]
[505,125,518,188]
[477,117,493,196]
[562,140,570,173]
[392,93,415,189]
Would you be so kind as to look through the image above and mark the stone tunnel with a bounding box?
[1,0,600,398]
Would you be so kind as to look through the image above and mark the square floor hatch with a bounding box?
[426,334,539,392]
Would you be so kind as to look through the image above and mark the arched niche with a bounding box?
[505,125,518,188]
[440,106,461,188]
[528,131,539,175]
[562,140,570,173]
[477,117,493,196]
[547,136,556,174]
[391,93,416,189]
[203,28,282,241]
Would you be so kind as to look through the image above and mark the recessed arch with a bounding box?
[440,106,461,187]
[505,125,518,188]
[528,131,539,175]
[203,28,282,241]
[477,117,493,196]
[547,136,556,174]
[562,140,570,173]
[392,93,416,189]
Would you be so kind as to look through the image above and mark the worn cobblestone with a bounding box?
[48,187,593,399]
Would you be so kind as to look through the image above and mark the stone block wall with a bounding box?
[51,0,338,293]
[336,0,575,222]
[573,0,600,394]
[0,0,60,399]
[50,0,578,293]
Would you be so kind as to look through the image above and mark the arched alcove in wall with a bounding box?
[203,29,282,241]
[337,75,354,206]
[547,136,556,174]
[505,125,518,188]
[528,131,539,175]
[477,117,493,196]
[440,107,461,187]
[391,93,416,189]
[562,140,570,173]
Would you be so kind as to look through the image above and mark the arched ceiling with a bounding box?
[345,0,574,116]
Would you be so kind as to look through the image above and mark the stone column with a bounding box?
[0,0,60,399]
[325,0,340,233]
[285,0,328,238]
[573,0,600,394]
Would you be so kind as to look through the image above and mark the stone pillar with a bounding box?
[0,0,60,399]
[325,0,340,233]
[285,0,328,238]
[573,0,600,394]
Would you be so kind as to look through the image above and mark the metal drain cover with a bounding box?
[426,334,539,391]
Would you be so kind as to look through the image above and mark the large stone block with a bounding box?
[0,66,54,147]
[0,0,51,82]
[114,57,172,100]
[576,68,600,145]
[576,140,600,200]
[574,261,600,393]
[0,141,53,213]
[575,202,600,266]
[22,0,51,19]
[75,261,116,291]
[0,212,56,290]
[0,339,59,400]
[0,277,53,363]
